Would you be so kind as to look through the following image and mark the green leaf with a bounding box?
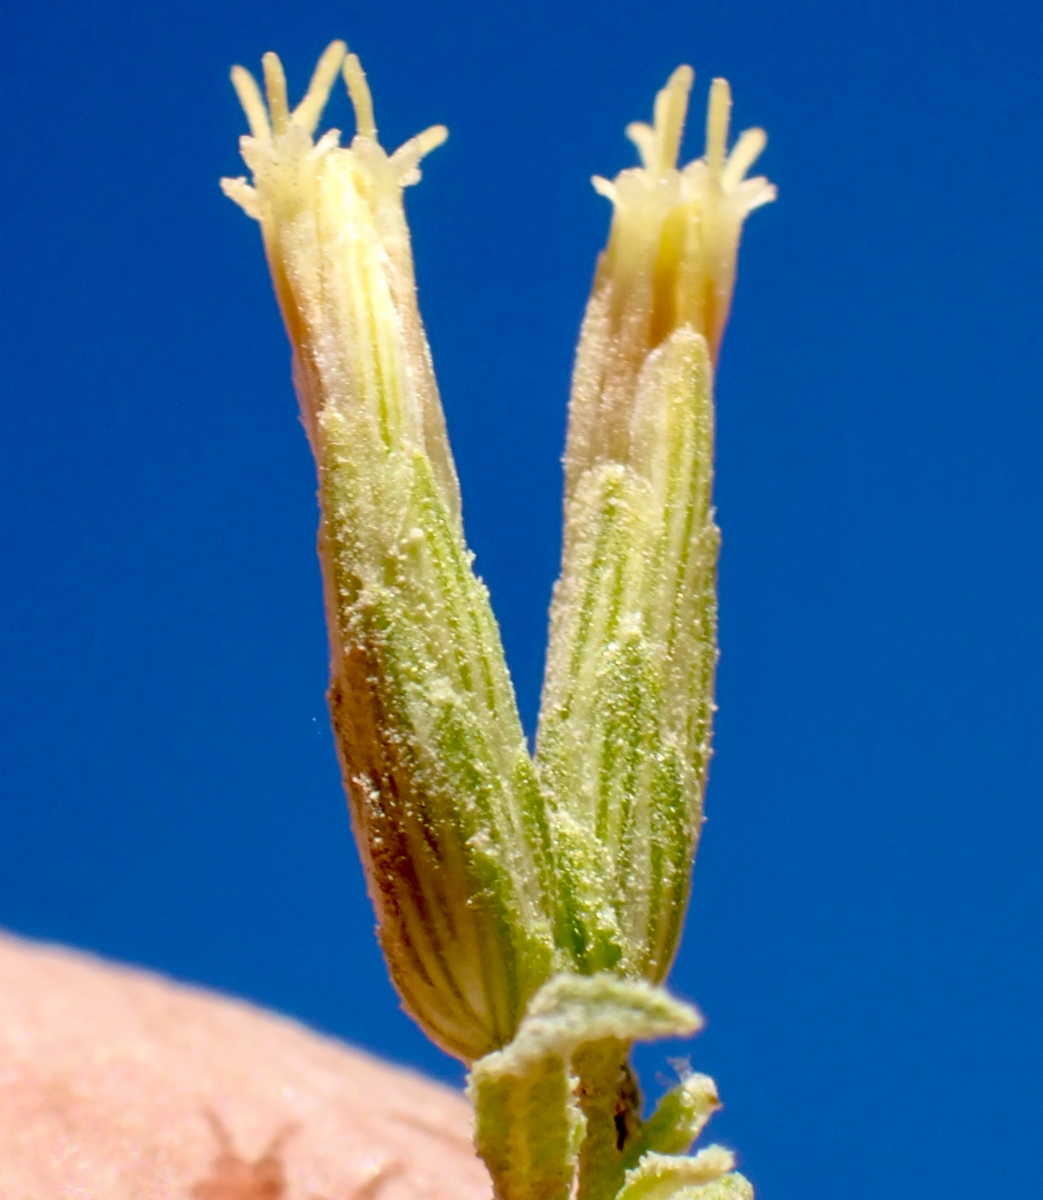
[469,975,702,1200]
[622,1073,721,1165]
[470,1050,585,1200]
[616,1152,750,1200]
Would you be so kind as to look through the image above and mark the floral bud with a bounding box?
[536,68,774,978]
[222,44,556,1063]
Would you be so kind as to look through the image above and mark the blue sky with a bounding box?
[1,1,1040,1196]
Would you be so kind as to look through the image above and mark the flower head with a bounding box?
[537,70,773,981]
[224,45,558,1064]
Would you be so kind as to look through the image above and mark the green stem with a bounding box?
[574,1039,644,1200]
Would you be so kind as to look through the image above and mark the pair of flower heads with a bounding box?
[223,40,774,1200]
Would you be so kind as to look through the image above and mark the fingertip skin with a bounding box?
[0,930,490,1199]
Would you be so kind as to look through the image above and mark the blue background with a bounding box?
[1,1,1039,1195]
